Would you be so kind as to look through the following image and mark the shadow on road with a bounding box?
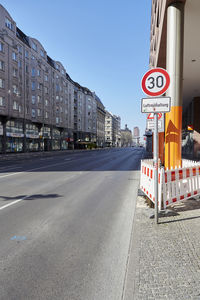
[0,194,62,201]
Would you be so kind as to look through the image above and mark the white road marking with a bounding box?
[0,171,81,211]
[0,161,72,179]
[0,196,27,211]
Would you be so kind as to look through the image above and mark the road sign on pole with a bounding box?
[146,113,164,132]
[141,97,171,113]
[154,113,159,224]
[147,113,162,120]
[141,68,170,97]
[141,68,171,224]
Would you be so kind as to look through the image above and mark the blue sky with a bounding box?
[1,0,151,136]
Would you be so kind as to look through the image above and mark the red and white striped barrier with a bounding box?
[140,159,200,210]
[163,160,200,208]
[140,160,163,210]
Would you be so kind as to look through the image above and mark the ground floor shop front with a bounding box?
[0,118,74,153]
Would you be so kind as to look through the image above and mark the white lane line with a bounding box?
[64,158,72,161]
[0,196,27,211]
[0,161,71,179]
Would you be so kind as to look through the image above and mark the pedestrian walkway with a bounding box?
[124,195,200,300]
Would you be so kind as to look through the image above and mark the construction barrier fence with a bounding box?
[140,159,200,209]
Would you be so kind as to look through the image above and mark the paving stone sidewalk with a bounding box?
[124,196,200,300]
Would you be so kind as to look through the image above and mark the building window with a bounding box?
[0,79,4,88]
[37,109,41,116]
[0,96,5,106]
[37,83,42,90]
[31,68,36,77]
[45,112,48,119]
[56,96,59,100]
[31,82,35,91]
[56,117,59,124]
[17,45,22,53]
[32,42,37,51]
[18,60,22,68]
[55,64,59,71]
[13,85,18,94]
[25,50,29,58]
[45,99,48,106]
[31,55,35,60]
[5,18,13,30]
[44,75,48,81]
[12,52,17,61]
[0,61,5,71]
[56,84,59,92]
[32,95,36,104]
[13,101,18,110]
[13,68,17,77]
[44,87,48,94]
[19,105,22,113]
[37,95,41,103]
[37,69,41,76]
[0,42,4,52]
[32,109,36,117]
[40,49,45,57]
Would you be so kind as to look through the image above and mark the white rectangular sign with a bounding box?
[146,113,164,132]
[141,97,171,113]
[147,120,164,132]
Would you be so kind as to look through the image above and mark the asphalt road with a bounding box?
[0,147,144,300]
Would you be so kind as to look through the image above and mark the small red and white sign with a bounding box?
[141,68,170,97]
[147,113,162,120]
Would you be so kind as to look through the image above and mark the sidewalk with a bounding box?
[124,195,200,300]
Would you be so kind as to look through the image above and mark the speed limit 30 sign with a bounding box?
[141,68,170,97]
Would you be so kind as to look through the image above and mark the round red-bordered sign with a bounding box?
[141,68,170,97]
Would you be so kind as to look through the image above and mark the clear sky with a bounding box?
[1,0,151,137]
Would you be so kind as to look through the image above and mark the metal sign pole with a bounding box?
[154,113,158,224]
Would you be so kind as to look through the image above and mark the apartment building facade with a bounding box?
[0,4,101,153]
[95,95,106,147]
[150,0,200,165]
[113,115,121,147]
[105,111,121,147]
[73,82,97,148]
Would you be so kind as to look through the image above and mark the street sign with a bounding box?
[141,68,170,97]
[147,113,162,120]
[146,113,164,132]
[141,69,171,225]
[141,97,171,113]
